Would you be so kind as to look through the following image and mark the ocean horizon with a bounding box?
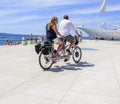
[0,33,90,46]
[0,33,39,46]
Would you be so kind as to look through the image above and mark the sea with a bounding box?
[0,33,90,46]
[0,33,38,46]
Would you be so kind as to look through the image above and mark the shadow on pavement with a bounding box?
[43,61,94,72]
[81,47,99,51]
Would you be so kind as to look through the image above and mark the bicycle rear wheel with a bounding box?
[39,51,53,70]
[72,46,82,63]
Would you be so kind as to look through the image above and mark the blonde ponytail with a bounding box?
[47,16,58,30]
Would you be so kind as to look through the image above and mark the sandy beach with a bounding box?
[0,40,120,104]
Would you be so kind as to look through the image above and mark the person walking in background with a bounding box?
[29,33,36,44]
[59,15,79,55]
[37,36,41,44]
[40,36,45,47]
[21,37,26,45]
[30,33,33,41]
[27,39,32,45]
[78,31,82,42]
[95,34,98,42]
[5,40,10,45]
[46,16,64,56]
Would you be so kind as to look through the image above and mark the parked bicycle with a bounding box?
[35,36,82,70]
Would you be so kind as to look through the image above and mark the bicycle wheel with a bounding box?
[39,51,53,70]
[72,46,82,63]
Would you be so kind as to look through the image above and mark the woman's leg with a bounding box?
[55,40,63,52]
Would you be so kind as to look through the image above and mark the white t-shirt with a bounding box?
[59,19,76,36]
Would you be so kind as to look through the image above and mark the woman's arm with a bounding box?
[52,24,64,37]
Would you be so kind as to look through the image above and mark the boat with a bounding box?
[77,0,120,40]
[77,23,120,40]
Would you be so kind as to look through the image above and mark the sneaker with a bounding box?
[66,49,72,55]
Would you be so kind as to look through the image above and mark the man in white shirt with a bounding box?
[59,15,79,55]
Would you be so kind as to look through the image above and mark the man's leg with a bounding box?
[68,38,76,49]
[65,35,75,55]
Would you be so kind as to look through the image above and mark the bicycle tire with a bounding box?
[72,46,82,63]
[39,51,53,70]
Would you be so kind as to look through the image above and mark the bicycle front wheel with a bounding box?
[72,46,82,63]
[39,51,53,70]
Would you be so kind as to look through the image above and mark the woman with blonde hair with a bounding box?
[46,16,64,56]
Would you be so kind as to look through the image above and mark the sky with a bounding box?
[0,0,120,36]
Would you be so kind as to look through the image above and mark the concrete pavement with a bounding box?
[0,40,120,104]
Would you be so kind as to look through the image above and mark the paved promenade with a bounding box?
[0,40,120,104]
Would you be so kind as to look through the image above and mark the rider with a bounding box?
[46,16,64,56]
[59,15,79,55]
